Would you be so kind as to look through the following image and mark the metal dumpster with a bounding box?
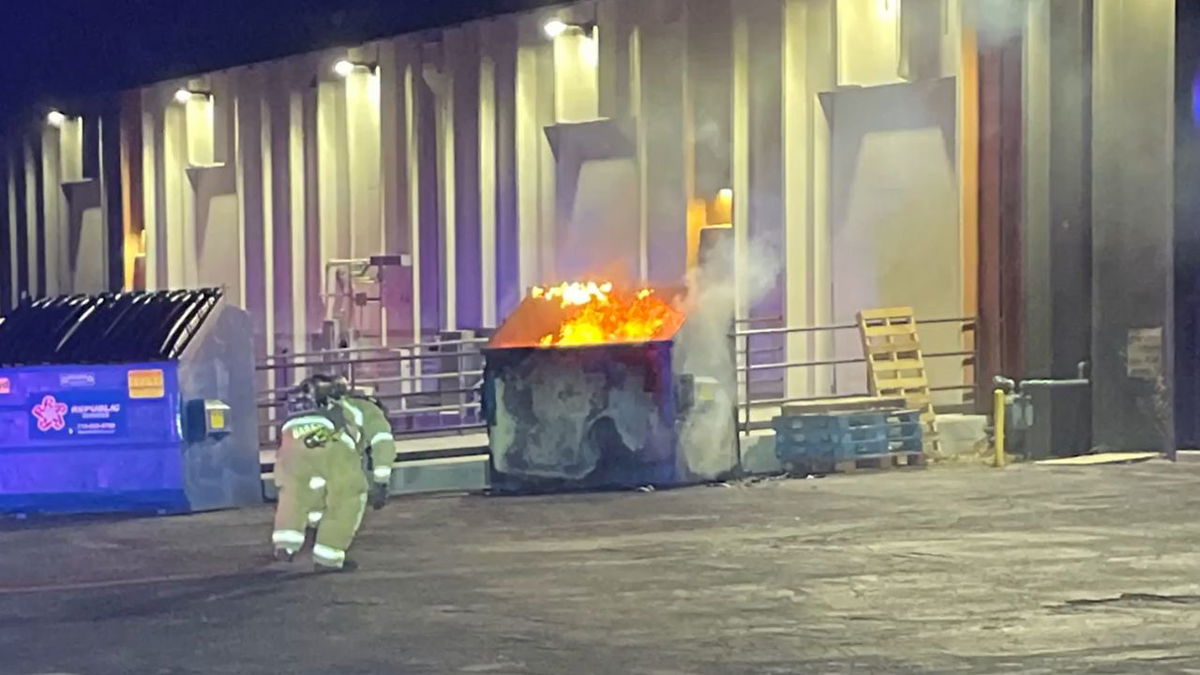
[482,283,738,494]
[0,289,260,514]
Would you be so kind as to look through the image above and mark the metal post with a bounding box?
[742,333,752,436]
[993,387,1007,468]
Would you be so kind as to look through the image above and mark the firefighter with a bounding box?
[335,378,396,511]
[271,375,369,573]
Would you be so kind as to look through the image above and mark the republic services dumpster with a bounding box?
[0,289,261,514]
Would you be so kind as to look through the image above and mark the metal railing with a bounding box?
[255,335,490,453]
[256,316,977,451]
[734,316,978,434]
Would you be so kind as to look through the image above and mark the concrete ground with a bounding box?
[4,461,1200,674]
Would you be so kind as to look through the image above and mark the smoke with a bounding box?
[672,233,782,479]
[967,0,1027,47]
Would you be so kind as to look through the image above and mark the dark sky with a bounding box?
[0,0,557,124]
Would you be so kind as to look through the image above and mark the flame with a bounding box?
[530,281,681,346]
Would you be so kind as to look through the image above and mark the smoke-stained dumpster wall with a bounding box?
[484,342,679,493]
[482,281,737,494]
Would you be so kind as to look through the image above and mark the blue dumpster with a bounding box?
[0,289,261,514]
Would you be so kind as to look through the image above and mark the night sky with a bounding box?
[0,0,557,125]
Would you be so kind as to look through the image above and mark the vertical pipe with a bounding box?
[742,333,752,436]
[993,387,1006,468]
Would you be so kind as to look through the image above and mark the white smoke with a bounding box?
[969,0,1026,47]
[673,233,782,479]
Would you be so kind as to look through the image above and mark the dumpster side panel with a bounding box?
[484,342,679,493]
[0,362,186,513]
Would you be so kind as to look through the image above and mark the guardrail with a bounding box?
[256,316,977,450]
[733,316,978,434]
[255,335,490,452]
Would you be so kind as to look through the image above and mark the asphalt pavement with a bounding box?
[3,461,1200,673]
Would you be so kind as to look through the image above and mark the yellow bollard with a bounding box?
[993,388,1006,468]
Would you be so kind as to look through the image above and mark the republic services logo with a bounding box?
[32,395,68,432]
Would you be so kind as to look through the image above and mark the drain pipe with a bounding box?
[993,386,1007,468]
[991,361,1091,467]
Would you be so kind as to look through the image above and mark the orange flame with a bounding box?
[531,281,682,346]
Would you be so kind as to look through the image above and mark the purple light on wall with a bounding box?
[1192,68,1200,127]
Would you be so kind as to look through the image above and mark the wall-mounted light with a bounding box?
[543,19,568,38]
[46,110,67,127]
[174,88,211,104]
[334,59,377,77]
[543,19,595,40]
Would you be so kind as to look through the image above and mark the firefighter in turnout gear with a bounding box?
[271,376,369,572]
[335,381,396,511]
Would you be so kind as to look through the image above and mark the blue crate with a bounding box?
[883,410,924,452]
[772,409,924,465]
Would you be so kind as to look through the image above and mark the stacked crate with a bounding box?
[773,408,924,473]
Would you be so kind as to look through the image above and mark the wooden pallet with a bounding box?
[780,395,908,416]
[836,452,926,472]
[857,307,941,457]
[786,452,926,475]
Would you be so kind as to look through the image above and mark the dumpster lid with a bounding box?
[0,289,223,366]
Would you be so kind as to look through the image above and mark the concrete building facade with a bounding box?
[0,0,1185,453]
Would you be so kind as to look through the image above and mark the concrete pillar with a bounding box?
[450,27,482,330]
[1091,0,1175,453]
[287,68,310,352]
[783,0,811,398]
[24,138,43,297]
[11,136,29,300]
[491,19,521,320]
[639,0,688,287]
[100,104,123,293]
[1021,0,1093,456]
[235,70,269,359]
[381,39,416,342]
[516,21,556,288]
[40,126,63,297]
[809,0,836,396]
[141,100,160,291]
[597,0,632,121]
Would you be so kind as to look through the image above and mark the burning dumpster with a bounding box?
[482,282,738,494]
[0,289,260,514]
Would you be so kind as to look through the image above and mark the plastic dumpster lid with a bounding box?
[0,288,223,366]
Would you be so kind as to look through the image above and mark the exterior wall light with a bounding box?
[543,19,594,39]
[174,88,211,104]
[334,60,377,77]
[46,110,67,127]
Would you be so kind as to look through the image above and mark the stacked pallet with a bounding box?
[773,405,925,474]
[857,307,941,457]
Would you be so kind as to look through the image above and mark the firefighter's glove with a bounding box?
[370,482,389,511]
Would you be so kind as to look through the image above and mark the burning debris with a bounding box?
[482,280,738,494]
[519,281,684,347]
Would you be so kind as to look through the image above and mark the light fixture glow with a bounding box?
[174,88,193,104]
[333,59,355,77]
[46,110,67,127]
[580,30,599,67]
[543,19,568,39]
[717,188,734,202]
